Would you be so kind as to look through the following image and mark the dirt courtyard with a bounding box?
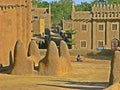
[0,57,111,90]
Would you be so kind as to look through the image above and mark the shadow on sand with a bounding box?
[37,80,109,90]
[86,49,114,60]
[0,51,14,74]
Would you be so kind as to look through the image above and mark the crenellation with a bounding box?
[106,4,110,11]
[92,4,120,19]
[103,4,106,11]
[114,4,117,8]
[92,4,95,11]
[93,4,120,13]
[99,4,102,8]
[110,4,113,10]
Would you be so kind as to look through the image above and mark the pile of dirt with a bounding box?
[38,40,72,76]
[11,40,34,75]
[28,40,41,66]
[109,51,120,85]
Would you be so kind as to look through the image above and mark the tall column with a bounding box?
[16,6,23,42]
[26,0,32,48]
[106,21,111,49]
[11,6,18,61]
[119,21,120,41]
[105,20,107,46]
[91,19,93,49]
[93,20,97,50]
[0,7,4,65]
[22,6,27,49]
[2,6,9,66]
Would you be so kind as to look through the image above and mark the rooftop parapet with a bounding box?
[92,4,120,12]
[0,4,27,10]
[72,11,91,20]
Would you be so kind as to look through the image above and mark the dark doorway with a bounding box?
[111,38,119,50]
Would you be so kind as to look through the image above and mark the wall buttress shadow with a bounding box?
[0,51,14,74]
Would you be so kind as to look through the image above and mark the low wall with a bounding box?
[40,49,113,58]
[40,49,95,56]
[69,49,94,56]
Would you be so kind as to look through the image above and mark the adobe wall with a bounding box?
[0,0,33,66]
[109,51,120,85]
[32,8,51,35]
[92,21,105,49]
[73,21,92,50]
[0,6,17,66]
[26,0,32,48]
[62,20,72,31]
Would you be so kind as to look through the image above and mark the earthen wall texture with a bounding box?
[28,40,41,66]
[32,8,51,35]
[38,41,72,76]
[109,51,120,85]
[11,40,34,75]
[0,0,33,66]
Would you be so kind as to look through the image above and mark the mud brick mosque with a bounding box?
[0,1,120,89]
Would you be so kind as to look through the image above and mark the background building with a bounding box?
[32,5,51,36]
[62,4,120,50]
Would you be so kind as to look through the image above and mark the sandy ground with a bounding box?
[0,57,111,90]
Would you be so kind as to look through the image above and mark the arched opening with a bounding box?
[111,38,119,50]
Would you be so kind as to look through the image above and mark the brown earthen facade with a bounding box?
[63,4,120,50]
[32,6,51,35]
[0,0,33,66]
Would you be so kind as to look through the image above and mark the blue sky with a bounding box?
[42,0,93,4]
